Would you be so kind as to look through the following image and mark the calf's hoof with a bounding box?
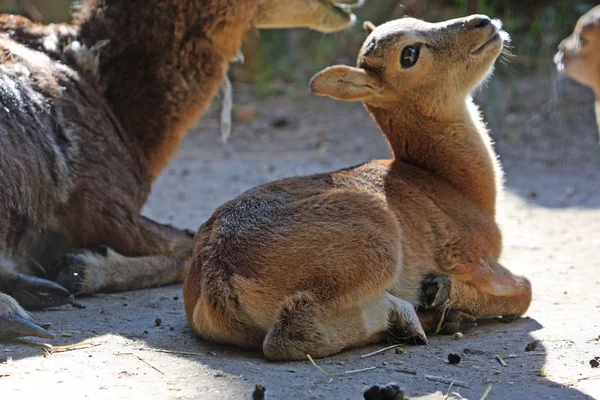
[420,275,452,309]
[387,296,428,345]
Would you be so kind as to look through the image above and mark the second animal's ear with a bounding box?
[363,21,376,34]
[309,65,383,102]
[256,0,357,33]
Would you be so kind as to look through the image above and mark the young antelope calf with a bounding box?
[184,15,532,360]
[555,5,600,135]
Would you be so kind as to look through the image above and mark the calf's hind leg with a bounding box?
[263,291,426,361]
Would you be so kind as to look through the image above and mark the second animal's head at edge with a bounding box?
[555,5,600,95]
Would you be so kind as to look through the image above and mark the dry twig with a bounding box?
[424,374,469,388]
[505,352,546,358]
[394,368,417,375]
[494,354,507,367]
[10,340,100,353]
[116,352,165,375]
[361,344,403,358]
[138,348,205,357]
[307,354,376,377]
[564,375,600,387]
[480,385,492,400]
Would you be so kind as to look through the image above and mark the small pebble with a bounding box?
[260,164,275,173]
[143,330,148,335]
[173,296,179,301]
[395,347,404,355]
[252,385,266,400]
[565,186,575,197]
[590,359,600,368]
[448,353,461,365]
[364,383,407,400]
[525,340,540,352]
[155,318,162,326]
[235,103,258,122]
[452,332,463,340]
[271,117,289,128]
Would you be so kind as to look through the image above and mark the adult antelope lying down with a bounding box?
[184,14,532,360]
[0,0,360,340]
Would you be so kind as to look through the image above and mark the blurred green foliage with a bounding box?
[0,0,596,85]
[247,0,597,88]
[0,0,72,22]
[454,0,596,67]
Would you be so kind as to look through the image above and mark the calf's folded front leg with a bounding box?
[418,260,532,334]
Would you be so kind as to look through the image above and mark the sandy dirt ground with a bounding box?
[1,73,600,399]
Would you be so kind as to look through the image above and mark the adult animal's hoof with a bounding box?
[6,274,73,310]
[52,254,88,296]
[0,293,55,340]
[0,313,55,340]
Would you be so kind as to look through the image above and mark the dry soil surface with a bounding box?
[1,74,600,400]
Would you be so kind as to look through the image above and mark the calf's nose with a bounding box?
[466,15,492,30]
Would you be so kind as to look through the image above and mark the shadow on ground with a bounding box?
[2,72,600,399]
[1,287,595,400]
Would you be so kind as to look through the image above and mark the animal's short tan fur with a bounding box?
[184,15,532,360]
[555,5,600,133]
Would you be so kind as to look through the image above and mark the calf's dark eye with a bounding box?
[401,45,420,68]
